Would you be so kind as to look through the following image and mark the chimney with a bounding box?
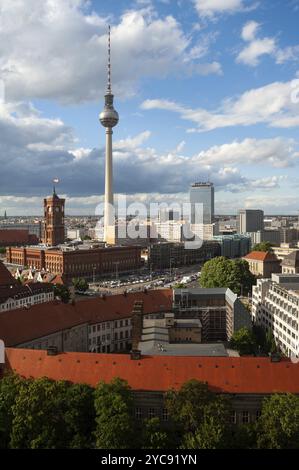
[131,300,144,350]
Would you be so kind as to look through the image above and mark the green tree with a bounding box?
[54,284,70,303]
[0,374,23,449]
[10,378,70,449]
[200,257,255,296]
[229,327,257,355]
[166,380,231,449]
[64,383,95,449]
[0,247,6,254]
[257,394,299,449]
[141,418,169,449]
[252,242,274,252]
[94,378,135,449]
[72,277,89,292]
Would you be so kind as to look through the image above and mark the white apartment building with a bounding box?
[252,274,299,358]
[0,284,54,312]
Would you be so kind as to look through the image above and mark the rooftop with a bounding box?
[5,348,299,394]
[244,251,279,262]
[0,289,172,346]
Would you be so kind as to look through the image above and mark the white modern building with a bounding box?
[252,273,299,358]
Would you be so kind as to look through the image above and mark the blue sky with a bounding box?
[0,0,298,215]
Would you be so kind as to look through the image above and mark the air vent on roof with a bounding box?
[130,349,141,361]
[47,346,58,356]
[270,353,281,363]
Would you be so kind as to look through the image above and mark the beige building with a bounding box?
[282,251,299,274]
[243,251,281,278]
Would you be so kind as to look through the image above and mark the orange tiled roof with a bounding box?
[5,348,299,394]
[0,289,172,346]
[243,251,278,262]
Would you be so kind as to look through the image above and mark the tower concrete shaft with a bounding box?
[104,128,114,243]
[99,25,119,245]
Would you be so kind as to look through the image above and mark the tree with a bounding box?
[72,278,89,292]
[0,374,23,449]
[10,378,70,449]
[141,418,169,449]
[252,242,273,252]
[183,398,231,449]
[165,380,231,449]
[54,284,70,303]
[94,378,135,449]
[200,257,255,296]
[0,247,6,255]
[63,383,95,449]
[257,394,299,449]
[229,327,257,355]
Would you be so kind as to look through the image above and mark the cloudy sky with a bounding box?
[0,0,299,215]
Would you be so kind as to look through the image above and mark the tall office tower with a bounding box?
[43,188,65,247]
[238,209,264,234]
[190,182,215,224]
[99,26,119,245]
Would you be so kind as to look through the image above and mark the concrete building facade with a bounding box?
[252,274,299,358]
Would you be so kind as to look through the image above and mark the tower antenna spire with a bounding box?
[107,25,112,94]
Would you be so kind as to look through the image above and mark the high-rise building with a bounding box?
[237,209,264,234]
[252,274,299,358]
[43,189,65,246]
[99,26,119,245]
[190,182,214,224]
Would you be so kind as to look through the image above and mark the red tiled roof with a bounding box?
[0,229,30,244]
[0,261,18,287]
[0,289,172,346]
[243,251,278,262]
[5,348,299,394]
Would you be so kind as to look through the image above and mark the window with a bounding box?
[162,409,168,422]
[148,408,156,418]
[120,320,123,327]
[135,408,142,420]
[256,410,261,420]
[114,332,118,341]
[242,411,250,424]
[230,411,237,424]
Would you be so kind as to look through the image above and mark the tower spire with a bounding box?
[107,25,112,94]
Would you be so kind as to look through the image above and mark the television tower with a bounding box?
[99,25,119,244]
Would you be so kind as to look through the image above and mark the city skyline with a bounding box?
[0,0,299,216]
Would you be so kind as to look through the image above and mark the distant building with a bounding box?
[238,209,264,234]
[190,182,214,225]
[155,221,184,243]
[249,229,281,246]
[0,261,54,313]
[213,234,251,258]
[282,251,299,274]
[252,274,299,358]
[148,241,220,270]
[191,223,219,241]
[0,223,42,240]
[0,229,38,247]
[6,244,142,283]
[172,288,252,342]
[43,190,65,246]
[243,251,281,278]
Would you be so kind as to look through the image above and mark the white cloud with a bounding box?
[195,138,298,168]
[0,0,220,104]
[141,77,299,131]
[241,20,259,41]
[193,0,246,18]
[237,20,299,67]
[237,37,276,66]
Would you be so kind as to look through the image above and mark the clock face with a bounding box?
[55,207,59,212]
